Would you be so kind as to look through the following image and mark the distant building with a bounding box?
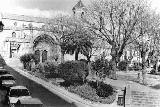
[72,0,86,18]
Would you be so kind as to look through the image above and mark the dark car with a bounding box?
[0,74,16,88]
[0,69,9,76]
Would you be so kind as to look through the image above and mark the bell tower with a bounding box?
[72,0,85,18]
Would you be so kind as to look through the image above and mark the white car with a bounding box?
[15,98,44,107]
[0,74,16,88]
[6,86,32,107]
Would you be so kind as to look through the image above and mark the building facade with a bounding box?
[0,13,61,64]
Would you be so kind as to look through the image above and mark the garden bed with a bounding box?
[25,60,117,104]
[67,83,117,104]
[27,70,117,104]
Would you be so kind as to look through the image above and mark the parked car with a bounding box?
[6,86,32,107]
[0,74,16,88]
[0,66,4,69]
[0,69,9,76]
[15,98,44,107]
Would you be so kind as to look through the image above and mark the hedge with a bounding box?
[118,61,128,71]
[57,60,89,84]
[67,83,116,104]
[20,53,35,70]
[91,58,111,77]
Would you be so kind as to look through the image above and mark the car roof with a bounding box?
[0,74,13,77]
[0,69,8,71]
[17,98,43,104]
[10,86,28,90]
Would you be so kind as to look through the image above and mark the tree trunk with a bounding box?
[142,55,147,84]
[75,49,79,60]
[24,62,27,69]
[126,63,129,72]
[111,57,117,79]
[110,45,118,80]
[87,56,92,76]
[61,52,65,63]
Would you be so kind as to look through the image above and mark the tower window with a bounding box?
[81,12,84,18]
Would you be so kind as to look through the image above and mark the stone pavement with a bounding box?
[127,82,160,107]
[103,73,160,107]
[5,58,160,107]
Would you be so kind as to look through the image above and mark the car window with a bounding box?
[1,76,14,80]
[9,89,30,97]
[0,71,8,75]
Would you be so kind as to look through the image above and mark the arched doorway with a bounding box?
[33,34,59,64]
[35,50,40,64]
[42,50,47,63]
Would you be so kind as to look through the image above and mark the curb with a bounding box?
[10,66,118,107]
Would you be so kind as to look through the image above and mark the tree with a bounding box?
[84,0,154,79]
[48,14,93,61]
[130,6,160,84]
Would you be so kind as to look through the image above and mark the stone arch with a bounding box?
[33,34,60,63]
[33,34,56,48]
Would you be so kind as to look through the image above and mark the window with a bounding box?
[42,50,47,63]
[35,50,40,64]
[12,32,16,37]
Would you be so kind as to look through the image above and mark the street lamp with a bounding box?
[0,21,4,32]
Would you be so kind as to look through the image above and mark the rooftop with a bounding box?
[72,0,85,11]
[17,98,43,104]
[2,13,55,24]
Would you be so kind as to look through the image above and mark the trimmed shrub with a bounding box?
[118,61,128,71]
[32,61,59,78]
[0,56,6,67]
[67,83,116,104]
[91,58,111,77]
[60,81,72,87]
[43,61,57,73]
[20,53,35,70]
[32,63,44,73]
[57,61,89,84]
[43,61,58,78]
[133,62,142,71]
[150,69,156,74]
[79,59,88,64]
[88,81,114,97]
[68,83,99,102]
[96,82,114,97]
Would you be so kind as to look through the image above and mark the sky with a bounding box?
[0,0,159,18]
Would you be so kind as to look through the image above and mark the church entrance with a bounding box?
[42,50,47,63]
[35,50,40,64]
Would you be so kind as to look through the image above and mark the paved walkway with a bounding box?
[5,58,160,107]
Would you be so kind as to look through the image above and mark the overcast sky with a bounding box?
[0,0,159,18]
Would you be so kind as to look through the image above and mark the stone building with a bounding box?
[0,13,61,64]
[0,0,107,63]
